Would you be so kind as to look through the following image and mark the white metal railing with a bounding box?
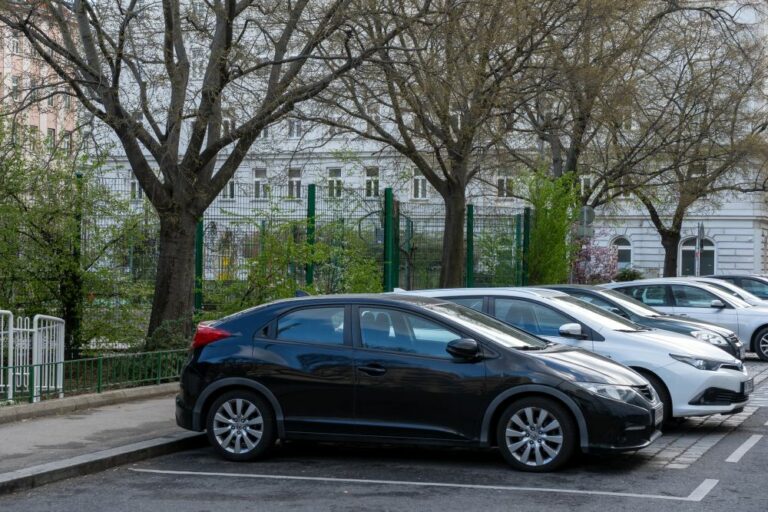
[0,311,65,402]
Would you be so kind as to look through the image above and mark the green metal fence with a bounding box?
[1,349,187,404]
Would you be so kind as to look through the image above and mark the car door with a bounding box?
[353,305,487,441]
[668,284,740,332]
[256,305,356,435]
[490,297,595,351]
[616,284,675,314]
[738,277,768,300]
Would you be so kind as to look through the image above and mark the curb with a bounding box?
[0,383,180,425]
[0,431,206,496]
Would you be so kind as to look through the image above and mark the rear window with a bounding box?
[277,307,345,346]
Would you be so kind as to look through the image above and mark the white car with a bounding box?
[398,287,752,422]
[603,278,768,361]
[684,277,768,307]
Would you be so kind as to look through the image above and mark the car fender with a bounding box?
[192,377,286,437]
[480,384,589,450]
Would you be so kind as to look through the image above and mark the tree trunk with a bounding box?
[660,231,681,277]
[147,212,198,346]
[60,266,83,359]
[439,187,467,288]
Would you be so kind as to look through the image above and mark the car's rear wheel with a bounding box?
[753,327,768,361]
[496,397,576,472]
[206,390,276,461]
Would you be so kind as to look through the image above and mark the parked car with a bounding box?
[399,288,752,424]
[543,284,745,359]
[708,274,768,300]
[602,278,768,361]
[177,294,663,472]
[683,277,768,307]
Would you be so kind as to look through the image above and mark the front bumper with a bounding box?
[563,385,663,453]
[660,361,751,417]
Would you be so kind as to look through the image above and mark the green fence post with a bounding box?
[466,204,474,287]
[156,351,162,384]
[383,188,396,292]
[306,184,316,286]
[392,199,400,288]
[96,354,103,393]
[28,364,35,404]
[194,218,204,312]
[522,207,531,286]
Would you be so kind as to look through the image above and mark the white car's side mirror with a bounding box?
[710,299,726,309]
[559,323,586,339]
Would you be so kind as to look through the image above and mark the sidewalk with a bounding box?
[0,392,205,494]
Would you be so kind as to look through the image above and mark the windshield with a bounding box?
[424,302,549,350]
[598,289,663,317]
[552,296,647,332]
[701,281,761,305]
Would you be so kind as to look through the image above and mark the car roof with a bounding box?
[397,287,569,299]
[540,284,600,291]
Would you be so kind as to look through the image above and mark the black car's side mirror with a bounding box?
[446,338,481,359]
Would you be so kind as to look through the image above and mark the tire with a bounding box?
[206,390,276,462]
[637,371,673,429]
[496,397,576,472]
[753,327,768,362]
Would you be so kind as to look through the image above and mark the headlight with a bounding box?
[690,330,728,346]
[670,354,723,371]
[574,382,642,403]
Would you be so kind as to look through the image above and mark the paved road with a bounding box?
[2,361,767,512]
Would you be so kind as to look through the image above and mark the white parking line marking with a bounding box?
[725,435,763,463]
[129,469,718,502]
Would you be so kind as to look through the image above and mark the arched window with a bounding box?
[612,237,632,270]
[679,238,715,276]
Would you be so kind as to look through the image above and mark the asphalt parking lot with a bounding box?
[2,360,767,512]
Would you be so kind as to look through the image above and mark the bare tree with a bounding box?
[301,0,576,287]
[631,9,768,276]
[0,0,430,336]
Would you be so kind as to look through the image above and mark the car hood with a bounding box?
[651,315,735,337]
[616,329,737,362]
[526,344,648,386]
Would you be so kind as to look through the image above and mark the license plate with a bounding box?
[654,403,664,426]
[743,378,754,395]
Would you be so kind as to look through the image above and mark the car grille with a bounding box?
[634,384,655,402]
[690,387,749,406]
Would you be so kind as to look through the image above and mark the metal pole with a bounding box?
[466,204,474,287]
[522,207,531,286]
[306,184,316,286]
[194,219,204,312]
[383,188,395,292]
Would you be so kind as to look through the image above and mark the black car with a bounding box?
[545,285,745,359]
[176,295,662,472]
[708,275,768,300]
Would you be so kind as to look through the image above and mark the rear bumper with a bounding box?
[175,394,199,431]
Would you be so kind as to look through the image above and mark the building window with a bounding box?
[11,77,20,101]
[223,180,236,200]
[328,168,343,198]
[612,237,632,270]
[497,176,512,197]
[288,168,301,198]
[28,126,39,149]
[413,173,428,199]
[130,179,143,201]
[680,237,715,276]
[62,131,73,153]
[365,167,380,198]
[580,176,592,198]
[29,78,38,101]
[47,128,56,148]
[11,32,21,54]
[63,94,72,109]
[258,125,269,139]
[253,168,268,199]
[288,119,302,138]
[366,104,380,135]
[47,94,55,107]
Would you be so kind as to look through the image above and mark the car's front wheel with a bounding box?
[206,390,276,461]
[754,327,768,361]
[496,397,576,472]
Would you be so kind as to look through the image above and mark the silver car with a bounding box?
[602,278,768,361]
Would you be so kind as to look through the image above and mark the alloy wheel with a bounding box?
[504,406,564,467]
[212,398,264,454]
[759,333,768,360]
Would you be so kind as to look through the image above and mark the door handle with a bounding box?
[358,364,387,376]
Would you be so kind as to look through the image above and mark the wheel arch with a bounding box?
[481,385,588,451]
[193,377,285,438]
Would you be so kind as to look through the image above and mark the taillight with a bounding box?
[191,323,231,349]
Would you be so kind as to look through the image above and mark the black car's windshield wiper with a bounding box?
[615,328,647,333]
[515,345,546,351]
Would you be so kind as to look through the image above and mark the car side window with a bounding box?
[670,285,719,308]
[359,308,460,358]
[740,278,768,299]
[494,298,571,336]
[571,293,625,317]
[621,285,670,307]
[447,296,484,312]
[277,307,345,345]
